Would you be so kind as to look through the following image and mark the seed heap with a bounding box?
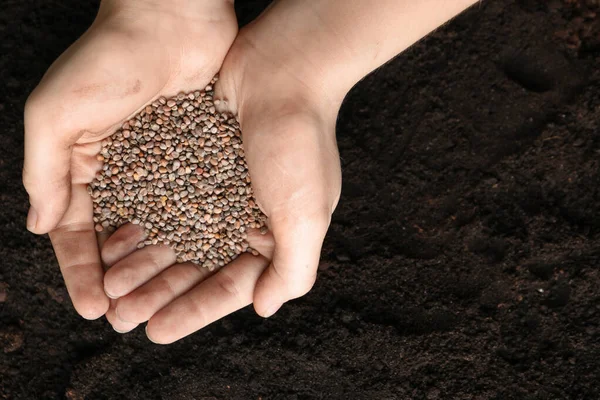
[89,77,267,270]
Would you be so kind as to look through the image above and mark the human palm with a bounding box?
[100,18,342,343]
[23,0,237,325]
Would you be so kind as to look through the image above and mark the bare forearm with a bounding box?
[248,0,478,104]
[99,0,233,21]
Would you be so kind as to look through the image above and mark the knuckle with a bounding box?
[22,165,71,199]
[270,262,315,300]
[215,269,241,303]
[21,169,35,195]
[287,273,316,299]
[158,274,176,298]
[105,263,134,295]
[24,91,43,118]
[185,297,207,328]
[24,90,64,132]
[145,247,165,275]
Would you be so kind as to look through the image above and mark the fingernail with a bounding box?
[113,326,132,334]
[263,303,282,318]
[104,289,119,300]
[26,207,38,232]
[115,306,131,323]
[145,326,159,344]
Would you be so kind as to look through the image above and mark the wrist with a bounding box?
[234,2,356,112]
[99,0,234,22]
[241,0,478,106]
[242,2,363,107]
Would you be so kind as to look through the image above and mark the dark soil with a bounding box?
[1,1,599,399]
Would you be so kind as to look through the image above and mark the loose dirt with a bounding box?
[0,1,598,398]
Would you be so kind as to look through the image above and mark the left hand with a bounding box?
[23,0,238,321]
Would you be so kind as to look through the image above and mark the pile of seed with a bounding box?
[89,77,267,270]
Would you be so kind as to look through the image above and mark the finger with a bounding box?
[96,231,111,253]
[99,223,146,333]
[49,183,109,320]
[106,298,139,333]
[238,112,339,318]
[100,223,147,267]
[146,253,269,344]
[246,228,275,260]
[116,233,276,324]
[253,210,329,318]
[103,245,177,299]
[23,96,77,234]
[115,262,213,324]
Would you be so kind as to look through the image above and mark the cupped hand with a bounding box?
[100,224,275,335]
[215,34,343,320]
[23,0,237,320]
[102,13,342,343]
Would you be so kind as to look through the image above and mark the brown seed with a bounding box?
[89,76,266,269]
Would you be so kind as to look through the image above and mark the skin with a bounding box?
[23,0,237,326]
[24,0,477,343]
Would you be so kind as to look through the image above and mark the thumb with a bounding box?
[23,96,74,234]
[253,209,330,317]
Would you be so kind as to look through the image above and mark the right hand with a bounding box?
[23,0,237,322]
[98,3,344,342]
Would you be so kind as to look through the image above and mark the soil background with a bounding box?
[1,1,599,399]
